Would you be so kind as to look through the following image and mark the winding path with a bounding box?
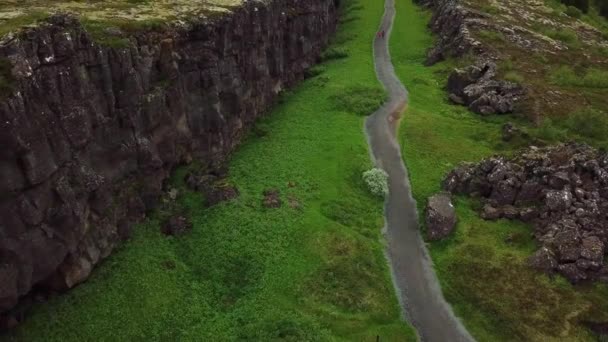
[365,0,475,341]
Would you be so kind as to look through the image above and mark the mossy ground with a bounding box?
[462,0,608,141]
[392,0,608,340]
[0,0,242,40]
[3,0,416,341]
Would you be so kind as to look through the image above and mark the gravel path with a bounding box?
[365,0,475,341]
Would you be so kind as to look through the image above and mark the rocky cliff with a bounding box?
[0,0,338,317]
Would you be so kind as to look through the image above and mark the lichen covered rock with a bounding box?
[425,193,457,241]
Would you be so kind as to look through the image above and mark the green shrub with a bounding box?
[503,71,524,83]
[362,168,389,197]
[320,47,349,61]
[476,29,506,42]
[550,66,608,88]
[565,5,583,18]
[304,65,326,78]
[534,119,567,143]
[480,4,500,15]
[563,109,608,140]
[545,28,580,47]
[331,85,385,115]
[535,109,608,143]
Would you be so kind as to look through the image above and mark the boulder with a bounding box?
[425,193,457,240]
[545,189,573,212]
[528,247,558,273]
[580,236,604,262]
[558,263,587,283]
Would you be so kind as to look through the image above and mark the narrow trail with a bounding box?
[365,0,475,341]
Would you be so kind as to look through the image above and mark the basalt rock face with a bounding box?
[0,0,338,315]
[443,143,608,283]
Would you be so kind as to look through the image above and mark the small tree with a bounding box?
[363,168,389,197]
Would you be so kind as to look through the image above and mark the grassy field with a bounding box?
[391,0,608,341]
[4,0,417,341]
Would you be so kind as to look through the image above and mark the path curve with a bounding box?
[365,1,475,341]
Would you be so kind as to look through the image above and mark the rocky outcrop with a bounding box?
[447,60,524,115]
[418,0,524,115]
[443,143,608,283]
[0,0,338,316]
[415,0,483,65]
[425,193,457,240]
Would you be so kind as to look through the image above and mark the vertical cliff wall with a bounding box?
[0,0,338,316]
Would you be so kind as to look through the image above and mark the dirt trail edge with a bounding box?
[365,1,475,341]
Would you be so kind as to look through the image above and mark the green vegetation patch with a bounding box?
[550,66,608,88]
[5,0,416,341]
[391,0,608,341]
[331,85,386,115]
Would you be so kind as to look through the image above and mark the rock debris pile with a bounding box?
[443,143,608,283]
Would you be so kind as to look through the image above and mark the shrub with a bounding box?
[362,168,389,197]
[320,47,349,61]
[565,5,583,18]
[503,71,524,83]
[476,29,506,43]
[480,4,500,15]
[545,28,580,47]
[331,85,385,115]
[562,109,608,140]
[535,109,608,144]
[304,65,326,78]
[550,66,608,88]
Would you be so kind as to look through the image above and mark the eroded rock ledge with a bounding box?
[0,0,338,317]
[443,143,608,284]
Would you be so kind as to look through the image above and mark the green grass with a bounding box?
[391,0,608,340]
[536,109,608,148]
[0,11,49,37]
[550,66,608,88]
[544,27,581,48]
[476,29,506,43]
[4,0,416,341]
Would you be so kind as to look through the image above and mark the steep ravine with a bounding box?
[0,0,337,318]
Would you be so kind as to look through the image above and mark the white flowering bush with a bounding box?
[362,168,389,197]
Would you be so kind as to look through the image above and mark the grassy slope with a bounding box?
[5,0,416,341]
[391,0,608,341]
